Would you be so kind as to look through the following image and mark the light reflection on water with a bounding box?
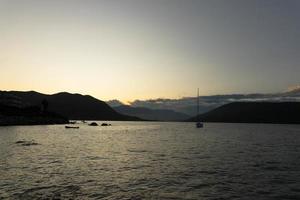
[0,122,299,199]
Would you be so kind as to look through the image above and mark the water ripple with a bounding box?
[0,122,299,199]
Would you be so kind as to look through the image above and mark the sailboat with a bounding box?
[196,88,204,128]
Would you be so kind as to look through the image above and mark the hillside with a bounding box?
[0,104,68,126]
[0,91,140,121]
[114,105,190,121]
[187,102,300,124]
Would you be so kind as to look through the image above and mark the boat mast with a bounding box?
[197,88,199,121]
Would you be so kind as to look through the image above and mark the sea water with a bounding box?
[0,122,299,199]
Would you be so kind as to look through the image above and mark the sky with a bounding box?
[0,0,300,102]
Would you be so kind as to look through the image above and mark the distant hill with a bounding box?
[128,89,300,116]
[0,91,140,121]
[187,102,300,124]
[114,105,190,121]
[106,99,125,107]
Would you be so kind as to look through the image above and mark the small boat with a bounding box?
[65,126,79,129]
[196,88,204,128]
[196,122,203,128]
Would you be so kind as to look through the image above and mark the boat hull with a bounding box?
[196,122,203,128]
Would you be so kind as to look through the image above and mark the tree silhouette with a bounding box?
[41,99,49,112]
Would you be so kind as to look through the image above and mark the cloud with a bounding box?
[287,85,300,93]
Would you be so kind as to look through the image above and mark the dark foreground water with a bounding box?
[0,122,299,200]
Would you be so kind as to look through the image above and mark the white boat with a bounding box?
[196,88,204,128]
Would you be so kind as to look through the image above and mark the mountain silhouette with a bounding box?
[114,105,190,121]
[127,90,300,116]
[0,91,140,120]
[187,102,300,124]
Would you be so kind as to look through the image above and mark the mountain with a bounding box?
[114,105,190,121]
[0,91,140,121]
[187,102,300,124]
[129,97,220,116]
[128,90,300,116]
[106,99,125,107]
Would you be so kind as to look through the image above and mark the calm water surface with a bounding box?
[0,122,299,199]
